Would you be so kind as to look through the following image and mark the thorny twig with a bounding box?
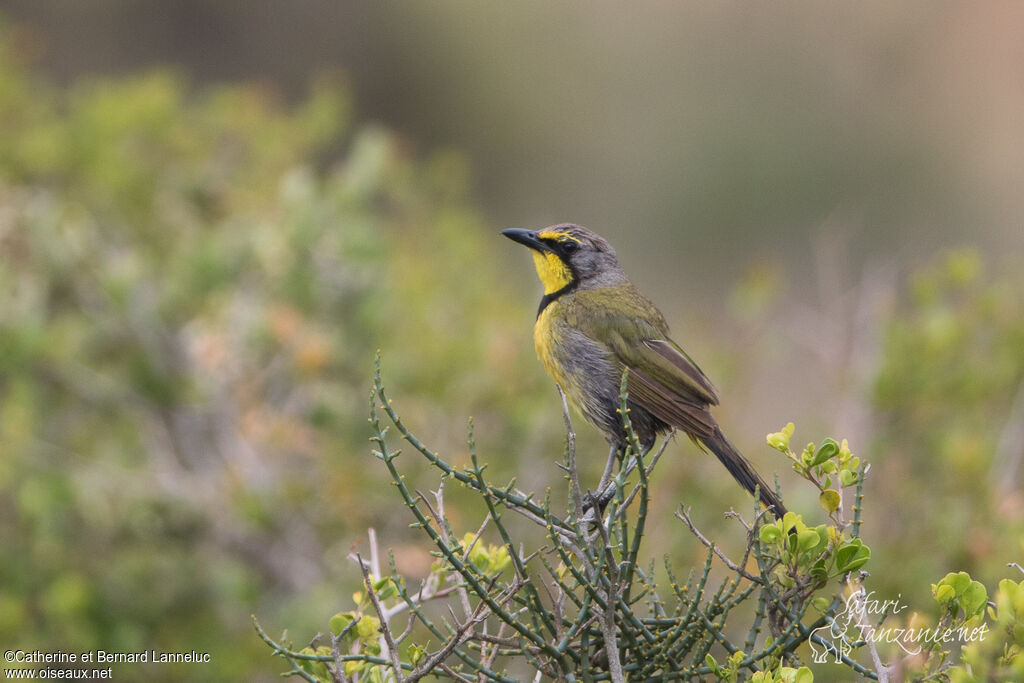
[358,553,405,682]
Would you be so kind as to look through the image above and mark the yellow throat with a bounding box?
[529,230,580,294]
[530,251,574,294]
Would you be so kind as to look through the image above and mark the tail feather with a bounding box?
[701,427,787,519]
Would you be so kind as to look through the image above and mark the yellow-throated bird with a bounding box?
[502,224,786,518]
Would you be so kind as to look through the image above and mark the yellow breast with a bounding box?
[533,301,569,389]
[533,297,606,429]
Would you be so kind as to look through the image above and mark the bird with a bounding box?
[501,223,787,518]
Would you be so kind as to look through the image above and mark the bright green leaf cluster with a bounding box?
[342,660,387,683]
[759,513,869,589]
[943,574,1024,682]
[994,577,1024,639]
[932,571,988,621]
[749,665,814,683]
[795,438,861,489]
[766,422,795,453]
[766,424,864,528]
[705,650,748,682]
[406,642,426,667]
[459,532,512,576]
[708,649,813,683]
[329,611,356,638]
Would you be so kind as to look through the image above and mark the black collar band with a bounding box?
[537,279,578,317]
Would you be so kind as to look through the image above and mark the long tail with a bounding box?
[701,426,787,519]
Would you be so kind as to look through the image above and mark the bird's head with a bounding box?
[501,224,624,295]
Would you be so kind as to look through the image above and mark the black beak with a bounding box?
[501,228,552,253]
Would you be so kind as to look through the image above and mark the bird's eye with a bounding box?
[561,240,580,253]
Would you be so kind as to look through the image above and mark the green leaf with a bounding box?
[811,596,831,612]
[1010,580,1024,618]
[787,529,799,556]
[375,578,397,600]
[933,583,956,605]
[811,439,839,466]
[962,580,988,617]
[819,489,841,513]
[759,525,783,545]
[836,540,870,573]
[766,423,794,452]
[329,611,355,637]
[999,578,1019,605]
[846,548,870,572]
[297,647,330,679]
[490,546,512,574]
[470,548,490,572]
[949,571,972,596]
[793,667,814,683]
[810,559,829,586]
[838,439,852,461]
[705,653,719,674]
[297,648,315,675]
[797,529,821,553]
[839,469,857,487]
[357,615,381,640]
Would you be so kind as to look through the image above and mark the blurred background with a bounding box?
[0,2,1022,679]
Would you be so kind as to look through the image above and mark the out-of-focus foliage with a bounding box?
[0,22,552,680]
[948,573,1024,682]
[872,250,1024,592]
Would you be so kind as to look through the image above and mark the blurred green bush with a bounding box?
[871,250,1024,596]
[0,22,559,680]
